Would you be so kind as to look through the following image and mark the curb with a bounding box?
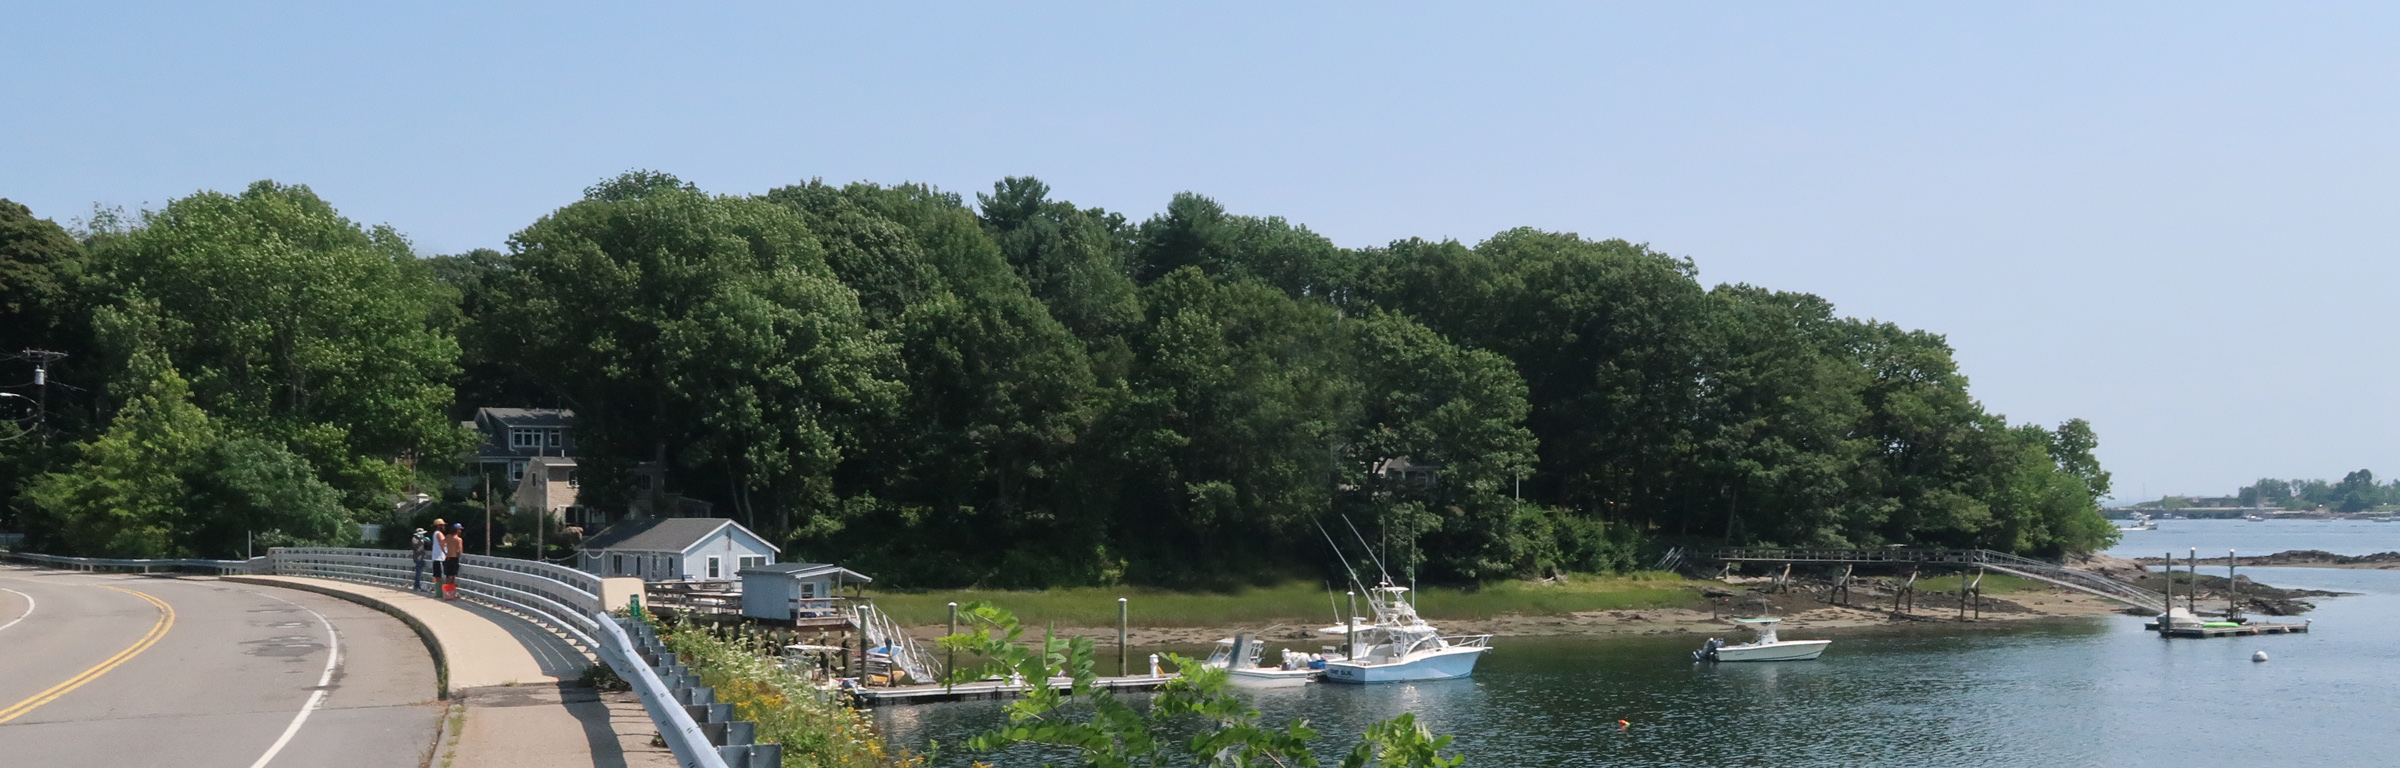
[222,575,453,700]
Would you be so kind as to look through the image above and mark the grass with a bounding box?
[868,571,1705,628]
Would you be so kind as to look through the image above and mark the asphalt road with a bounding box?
[0,566,440,768]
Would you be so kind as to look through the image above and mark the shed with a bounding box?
[578,517,778,582]
[740,563,873,623]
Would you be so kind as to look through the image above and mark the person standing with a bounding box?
[429,517,449,593]
[410,528,432,591]
[443,523,466,600]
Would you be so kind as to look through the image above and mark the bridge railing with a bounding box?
[597,613,782,768]
[2,550,264,574]
[268,547,604,652]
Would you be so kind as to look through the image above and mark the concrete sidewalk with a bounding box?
[228,575,673,768]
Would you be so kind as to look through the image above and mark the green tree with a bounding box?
[23,366,346,557]
[482,173,902,537]
[89,182,468,511]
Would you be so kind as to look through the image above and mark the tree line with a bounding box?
[2237,471,2396,513]
[0,174,2118,586]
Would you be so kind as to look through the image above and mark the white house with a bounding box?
[578,517,777,582]
[740,562,872,624]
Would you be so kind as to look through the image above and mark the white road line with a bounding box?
[242,589,342,768]
[0,588,33,634]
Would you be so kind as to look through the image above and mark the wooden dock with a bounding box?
[2144,619,2311,638]
[849,674,1176,706]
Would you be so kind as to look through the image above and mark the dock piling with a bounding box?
[1117,597,1128,677]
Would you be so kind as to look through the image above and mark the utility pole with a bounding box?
[20,349,65,447]
[483,474,493,557]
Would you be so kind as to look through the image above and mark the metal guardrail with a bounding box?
[9,545,769,767]
[267,547,606,652]
[2,550,263,574]
[598,614,781,768]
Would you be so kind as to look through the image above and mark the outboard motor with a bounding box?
[1693,637,1724,662]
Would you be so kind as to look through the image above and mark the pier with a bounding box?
[2141,619,2310,638]
[849,674,1176,706]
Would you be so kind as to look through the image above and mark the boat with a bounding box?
[1201,632,1319,688]
[1318,584,1492,684]
[1693,618,1831,662]
[2244,514,2266,522]
[2117,513,2156,532]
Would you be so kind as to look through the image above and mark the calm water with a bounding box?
[879,525,2400,766]
[2105,518,2400,558]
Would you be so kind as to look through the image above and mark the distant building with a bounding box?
[740,563,873,624]
[578,517,777,582]
[463,407,576,486]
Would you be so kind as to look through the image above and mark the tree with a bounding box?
[89,181,469,511]
[481,173,903,538]
[22,365,347,558]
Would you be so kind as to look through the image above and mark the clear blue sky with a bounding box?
[8,3,2398,501]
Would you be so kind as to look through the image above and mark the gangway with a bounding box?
[1699,548,2165,614]
[855,602,940,685]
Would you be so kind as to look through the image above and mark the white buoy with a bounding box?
[2252,650,2269,663]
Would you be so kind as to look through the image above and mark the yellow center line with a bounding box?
[0,585,176,724]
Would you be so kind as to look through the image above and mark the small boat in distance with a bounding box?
[2118,513,2157,532]
[1202,632,1319,688]
[1694,618,1831,662]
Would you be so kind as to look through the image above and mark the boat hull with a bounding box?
[1227,667,1318,688]
[1708,639,1830,662]
[1321,647,1488,683]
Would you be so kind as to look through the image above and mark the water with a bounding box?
[2105,518,2400,558]
[878,527,2400,767]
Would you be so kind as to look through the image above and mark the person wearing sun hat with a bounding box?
[410,527,432,591]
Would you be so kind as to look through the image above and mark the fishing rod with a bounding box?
[1313,518,1372,597]
[1340,514,1394,585]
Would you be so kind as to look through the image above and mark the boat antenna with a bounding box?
[1340,514,1393,583]
[1314,518,1370,595]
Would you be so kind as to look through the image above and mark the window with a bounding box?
[510,429,540,449]
[509,461,525,482]
[707,556,721,579]
[566,470,579,489]
[800,581,817,599]
[632,556,643,576]
[612,554,623,574]
[546,429,563,448]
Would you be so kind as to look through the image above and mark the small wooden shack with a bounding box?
[740,562,873,625]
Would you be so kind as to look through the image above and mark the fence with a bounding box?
[2,550,262,574]
[268,547,607,651]
[600,614,782,768]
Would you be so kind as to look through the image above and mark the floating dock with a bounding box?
[849,674,1176,706]
[2144,619,2310,638]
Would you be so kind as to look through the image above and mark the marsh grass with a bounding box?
[869,572,1705,627]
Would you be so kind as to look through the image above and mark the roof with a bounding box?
[478,407,574,428]
[739,562,872,583]
[581,517,780,554]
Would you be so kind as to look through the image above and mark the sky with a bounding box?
[7,3,2398,501]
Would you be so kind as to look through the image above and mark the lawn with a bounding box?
[867,572,1705,628]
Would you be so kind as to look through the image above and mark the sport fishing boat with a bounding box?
[1202,632,1319,688]
[1318,584,1492,684]
[1693,618,1831,662]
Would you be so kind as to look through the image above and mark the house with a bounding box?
[463,407,576,487]
[740,563,872,624]
[513,455,580,517]
[578,517,777,582]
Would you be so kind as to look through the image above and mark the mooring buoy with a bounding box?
[2252,650,2269,663]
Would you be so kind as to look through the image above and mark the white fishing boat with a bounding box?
[1693,618,1831,662]
[2117,513,2156,532]
[1319,584,1492,684]
[1202,632,1319,688]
